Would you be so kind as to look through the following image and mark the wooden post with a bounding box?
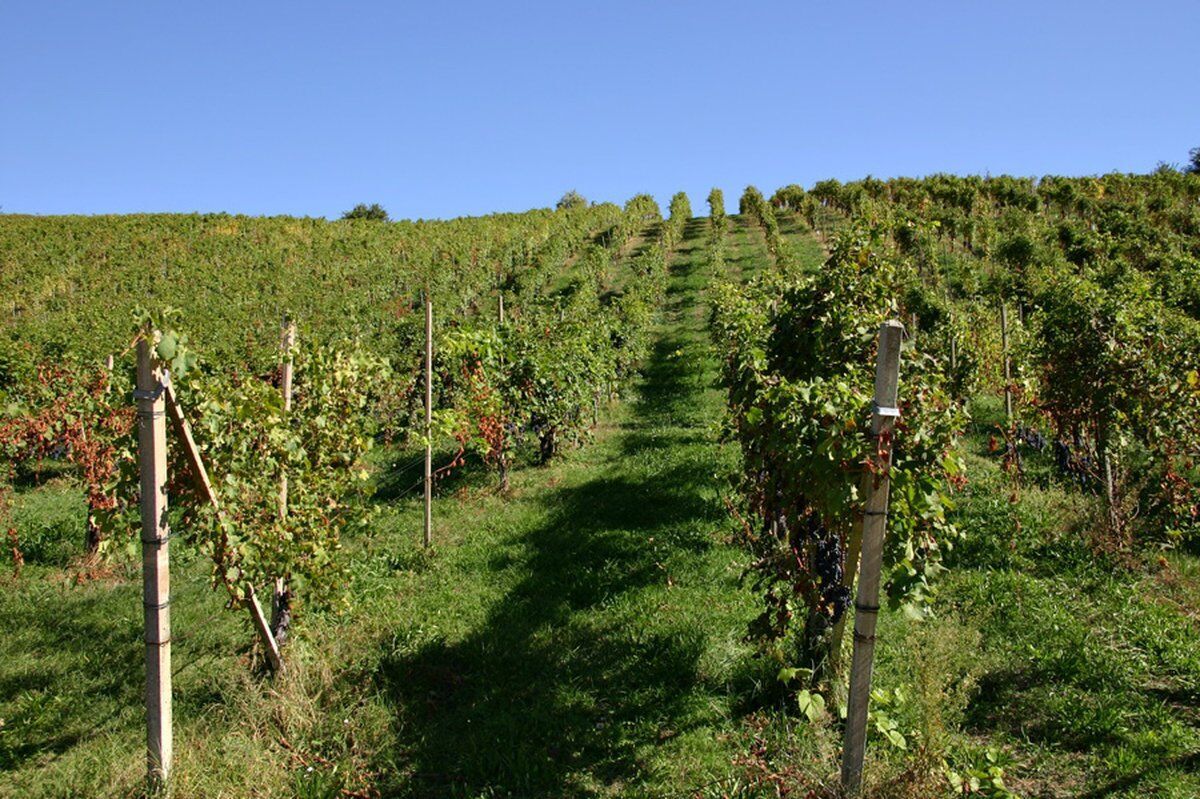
[1099,426,1120,536]
[247,585,283,673]
[1104,450,1116,508]
[105,354,114,394]
[1000,301,1013,420]
[136,335,172,792]
[274,318,295,638]
[840,321,903,796]
[498,291,505,326]
[424,293,433,549]
[278,319,295,518]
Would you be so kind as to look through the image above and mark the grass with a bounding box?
[937,407,1200,797]
[3,215,1200,797]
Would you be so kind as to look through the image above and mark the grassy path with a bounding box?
[725,215,769,281]
[345,217,760,797]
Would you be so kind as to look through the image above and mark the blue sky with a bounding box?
[2,1,1197,220]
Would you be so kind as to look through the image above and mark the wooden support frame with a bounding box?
[161,373,284,673]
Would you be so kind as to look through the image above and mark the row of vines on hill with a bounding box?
[434,193,673,491]
[790,172,1200,546]
[710,170,1200,704]
[711,196,964,688]
[0,192,688,660]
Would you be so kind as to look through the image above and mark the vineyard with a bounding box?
[2,173,1200,798]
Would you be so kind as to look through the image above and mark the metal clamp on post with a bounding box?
[872,403,901,419]
[133,385,165,402]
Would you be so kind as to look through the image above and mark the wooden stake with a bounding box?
[162,379,219,511]
[136,336,172,792]
[841,321,903,796]
[1104,450,1116,508]
[1099,427,1120,537]
[424,294,433,549]
[498,291,505,326]
[247,585,283,673]
[274,319,295,634]
[278,319,295,520]
[1001,302,1013,420]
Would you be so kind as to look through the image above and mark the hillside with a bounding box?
[3,176,1200,798]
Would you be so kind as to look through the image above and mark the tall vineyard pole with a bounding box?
[278,318,294,518]
[1001,301,1013,421]
[135,336,172,792]
[273,318,295,637]
[424,293,433,548]
[841,320,903,794]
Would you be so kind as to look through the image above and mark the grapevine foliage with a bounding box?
[90,321,387,621]
[802,171,1200,543]
[713,225,964,679]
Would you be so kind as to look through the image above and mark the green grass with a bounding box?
[724,215,769,281]
[938,441,1200,797]
[4,216,1200,798]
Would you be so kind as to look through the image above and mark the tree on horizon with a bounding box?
[556,190,588,210]
[342,203,389,221]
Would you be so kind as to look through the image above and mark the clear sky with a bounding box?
[2,1,1197,220]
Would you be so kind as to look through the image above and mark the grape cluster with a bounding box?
[813,533,843,591]
[1016,424,1047,451]
[753,485,852,638]
[1009,423,1099,489]
[814,532,852,622]
[1053,438,1098,488]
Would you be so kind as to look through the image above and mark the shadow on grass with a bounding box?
[371,224,737,797]
[373,446,497,504]
[374,468,716,795]
[0,590,143,772]
[0,562,244,776]
[1076,751,1200,799]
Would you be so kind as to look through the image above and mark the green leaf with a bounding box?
[796,689,825,722]
[156,332,178,361]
